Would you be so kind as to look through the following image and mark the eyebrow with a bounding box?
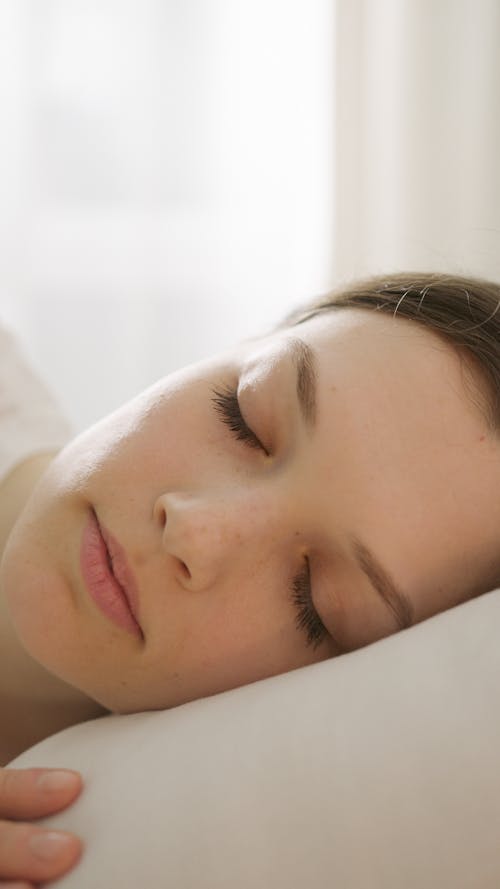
[352,537,414,630]
[288,337,317,427]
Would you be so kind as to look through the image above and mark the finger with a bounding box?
[0,822,82,883]
[0,769,82,820]
[1,883,35,888]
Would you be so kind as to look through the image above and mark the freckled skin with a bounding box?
[1,309,500,716]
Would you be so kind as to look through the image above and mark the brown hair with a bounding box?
[286,272,500,431]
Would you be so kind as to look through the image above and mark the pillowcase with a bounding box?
[11,589,500,889]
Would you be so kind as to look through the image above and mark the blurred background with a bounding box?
[1,0,500,432]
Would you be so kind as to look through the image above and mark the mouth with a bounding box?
[80,509,144,640]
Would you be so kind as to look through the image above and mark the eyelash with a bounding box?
[291,559,327,650]
[211,384,327,650]
[211,384,267,453]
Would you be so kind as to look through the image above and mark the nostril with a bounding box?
[179,559,191,580]
[155,503,167,528]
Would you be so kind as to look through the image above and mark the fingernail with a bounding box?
[30,831,75,861]
[37,770,80,793]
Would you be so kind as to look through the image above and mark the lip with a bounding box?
[80,509,144,640]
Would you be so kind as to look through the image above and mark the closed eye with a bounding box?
[291,557,327,649]
[211,385,269,454]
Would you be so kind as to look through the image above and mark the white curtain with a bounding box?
[1,1,500,432]
[0,0,335,431]
[333,0,500,283]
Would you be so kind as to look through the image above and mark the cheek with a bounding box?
[105,399,217,492]
[1,516,79,677]
[146,580,316,697]
[0,474,115,698]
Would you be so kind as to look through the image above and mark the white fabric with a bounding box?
[0,322,73,484]
[11,588,500,889]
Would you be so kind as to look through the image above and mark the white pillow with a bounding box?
[11,589,500,889]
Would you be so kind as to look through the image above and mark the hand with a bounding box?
[0,766,83,888]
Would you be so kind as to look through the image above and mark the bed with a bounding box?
[11,587,500,888]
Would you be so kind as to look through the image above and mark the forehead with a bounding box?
[281,308,490,429]
[292,310,500,600]
[293,307,454,369]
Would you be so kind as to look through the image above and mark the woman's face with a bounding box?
[2,309,500,713]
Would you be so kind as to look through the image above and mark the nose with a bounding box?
[153,490,255,592]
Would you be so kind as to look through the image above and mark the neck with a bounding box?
[0,454,107,765]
